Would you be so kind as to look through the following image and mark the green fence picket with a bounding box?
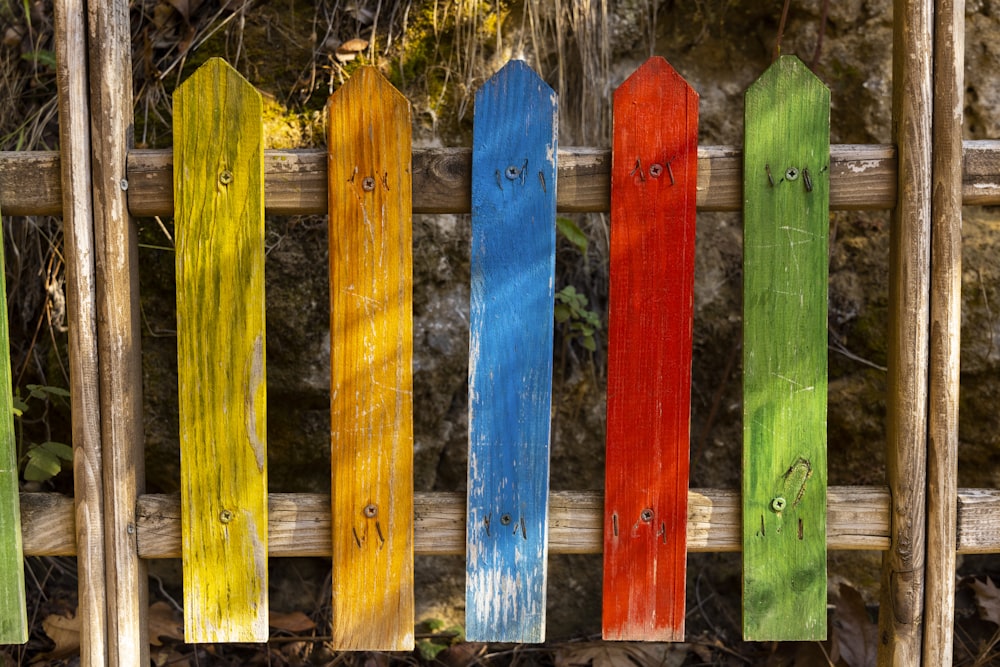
[742,55,830,641]
[0,202,27,645]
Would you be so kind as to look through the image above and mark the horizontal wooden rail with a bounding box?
[22,487,1000,557]
[16,487,888,556]
[0,142,994,217]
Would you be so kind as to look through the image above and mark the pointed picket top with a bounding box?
[173,56,269,644]
[603,56,698,642]
[0,202,27,645]
[466,59,557,644]
[742,54,830,641]
[328,65,415,651]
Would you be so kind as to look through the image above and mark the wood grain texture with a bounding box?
[742,56,829,641]
[879,1,933,664]
[327,67,414,652]
[925,2,964,665]
[54,0,107,660]
[0,203,26,645]
[11,141,1000,216]
[121,487,896,557]
[85,0,149,662]
[603,57,697,642]
[466,60,557,644]
[174,58,268,644]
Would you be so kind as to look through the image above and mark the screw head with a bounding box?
[771,497,787,512]
[219,170,233,185]
[505,165,521,180]
[363,504,377,518]
[640,508,654,522]
[219,509,234,523]
[649,164,663,178]
[362,177,376,191]
[785,167,799,181]
[500,514,512,525]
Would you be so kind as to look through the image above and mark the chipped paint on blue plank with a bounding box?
[466,60,557,644]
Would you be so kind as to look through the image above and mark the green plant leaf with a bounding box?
[39,441,73,461]
[416,639,448,661]
[582,336,597,352]
[27,384,70,398]
[555,303,572,323]
[24,447,62,481]
[556,216,588,253]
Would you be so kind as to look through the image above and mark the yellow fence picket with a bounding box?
[173,58,269,643]
[328,67,415,651]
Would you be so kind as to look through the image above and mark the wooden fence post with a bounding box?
[603,56,698,642]
[85,0,148,661]
[327,66,415,651]
[742,55,830,641]
[466,60,557,644]
[55,0,107,661]
[174,57,269,643]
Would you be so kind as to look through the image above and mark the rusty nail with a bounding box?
[803,168,813,192]
[640,508,654,522]
[765,164,775,187]
[364,504,377,518]
[362,177,376,191]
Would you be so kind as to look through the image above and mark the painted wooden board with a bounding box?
[328,67,414,651]
[466,60,557,644]
[0,203,27,645]
[603,56,698,642]
[742,55,830,641]
[174,58,268,644]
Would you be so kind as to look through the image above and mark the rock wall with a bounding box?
[135,0,1000,640]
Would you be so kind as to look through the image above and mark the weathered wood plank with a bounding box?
[0,203,27,645]
[879,1,933,664]
[54,0,108,660]
[742,55,829,641]
[466,60,557,644]
[121,487,896,558]
[10,141,1000,216]
[925,1,964,665]
[174,58,268,644]
[86,0,149,661]
[603,57,697,642]
[327,66,414,652]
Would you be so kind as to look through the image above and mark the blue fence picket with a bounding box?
[466,59,557,644]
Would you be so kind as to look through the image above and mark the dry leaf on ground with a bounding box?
[32,613,81,663]
[832,583,877,667]
[269,610,317,633]
[554,641,687,667]
[970,577,1000,626]
[148,601,185,646]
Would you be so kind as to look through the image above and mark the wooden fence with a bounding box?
[0,0,994,664]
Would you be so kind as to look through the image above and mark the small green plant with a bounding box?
[415,618,464,662]
[14,384,72,483]
[555,285,602,353]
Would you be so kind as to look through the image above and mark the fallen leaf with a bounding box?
[148,601,184,646]
[269,610,317,633]
[971,577,1000,625]
[554,641,687,667]
[32,613,80,663]
[832,583,877,667]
